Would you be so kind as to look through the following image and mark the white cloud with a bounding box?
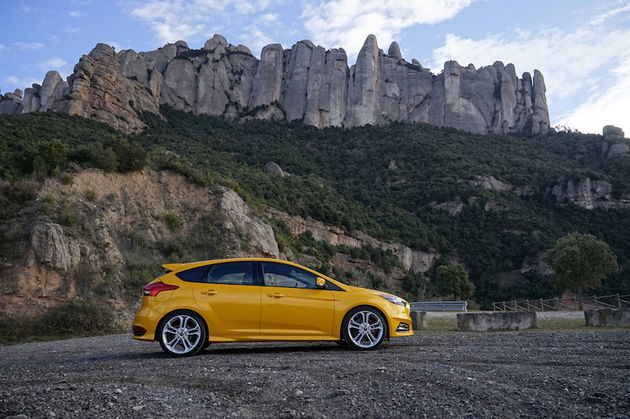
[13,41,45,51]
[301,0,476,58]
[590,1,630,25]
[557,54,630,135]
[242,27,273,56]
[105,41,128,51]
[21,5,37,14]
[67,10,83,18]
[4,76,39,89]
[259,13,278,24]
[126,0,275,45]
[38,57,68,71]
[238,11,286,55]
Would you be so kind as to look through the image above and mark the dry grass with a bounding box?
[413,311,629,333]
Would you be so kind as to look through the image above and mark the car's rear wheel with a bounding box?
[342,307,387,350]
[158,311,207,357]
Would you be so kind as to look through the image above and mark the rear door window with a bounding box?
[206,262,254,285]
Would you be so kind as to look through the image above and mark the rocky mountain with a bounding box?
[0,34,550,135]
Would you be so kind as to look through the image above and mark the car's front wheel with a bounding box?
[158,311,207,357]
[342,307,387,350]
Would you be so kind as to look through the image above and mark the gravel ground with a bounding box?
[1,330,629,418]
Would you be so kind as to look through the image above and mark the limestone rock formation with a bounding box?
[30,222,81,272]
[63,44,161,132]
[39,71,68,112]
[211,186,280,258]
[551,177,630,209]
[250,43,284,110]
[264,161,288,177]
[0,89,23,114]
[266,206,438,274]
[2,34,551,135]
[471,175,512,192]
[430,199,464,215]
[603,125,625,140]
[606,143,630,158]
[387,41,402,60]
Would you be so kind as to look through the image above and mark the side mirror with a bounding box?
[316,277,327,289]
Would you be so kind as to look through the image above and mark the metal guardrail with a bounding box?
[411,301,468,312]
[491,294,630,312]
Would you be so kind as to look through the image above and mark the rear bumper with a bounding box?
[132,305,160,341]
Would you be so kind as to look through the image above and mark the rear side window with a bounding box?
[206,262,254,285]
[175,266,208,282]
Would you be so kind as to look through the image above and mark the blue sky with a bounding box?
[1,0,629,134]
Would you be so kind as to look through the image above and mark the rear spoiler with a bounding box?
[161,263,186,272]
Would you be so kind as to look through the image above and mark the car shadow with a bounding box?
[206,342,342,355]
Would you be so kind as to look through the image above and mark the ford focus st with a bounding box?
[132,258,413,356]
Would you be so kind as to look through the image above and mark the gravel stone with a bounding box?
[1,331,629,417]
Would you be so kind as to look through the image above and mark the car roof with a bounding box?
[163,257,301,271]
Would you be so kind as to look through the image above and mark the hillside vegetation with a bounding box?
[1,109,629,307]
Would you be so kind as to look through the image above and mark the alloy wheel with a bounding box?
[347,310,385,349]
[161,314,202,355]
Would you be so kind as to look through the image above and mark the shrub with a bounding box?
[84,189,97,202]
[58,200,80,227]
[164,212,182,231]
[73,142,118,172]
[60,173,73,185]
[38,300,114,335]
[124,255,159,298]
[75,263,97,297]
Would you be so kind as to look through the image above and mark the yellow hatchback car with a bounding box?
[132,258,413,356]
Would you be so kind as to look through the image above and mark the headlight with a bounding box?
[379,294,407,306]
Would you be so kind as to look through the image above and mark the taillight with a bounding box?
[143,281,179,296]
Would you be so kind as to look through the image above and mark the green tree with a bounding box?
[435,264,475,300]
[544,233,618,291]
[33,139,68,175]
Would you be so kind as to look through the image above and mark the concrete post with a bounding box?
[410,311,427,330]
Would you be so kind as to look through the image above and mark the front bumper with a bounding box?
[386,304,414,337]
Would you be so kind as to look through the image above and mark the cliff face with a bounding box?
[0,169,434,327]
[2,34,550,135]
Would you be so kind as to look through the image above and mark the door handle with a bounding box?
[267,292,284,298]
[201,289,218,296]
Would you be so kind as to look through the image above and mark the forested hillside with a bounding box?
[1,109,629,308]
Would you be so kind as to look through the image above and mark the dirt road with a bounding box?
[1,330,629,418]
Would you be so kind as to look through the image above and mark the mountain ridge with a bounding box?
[0,34,549,135]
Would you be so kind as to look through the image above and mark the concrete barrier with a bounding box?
[457,312,537,331]
[584,309,630,327]
[410,311,427,330]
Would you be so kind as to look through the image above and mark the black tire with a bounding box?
[341,306,388,351]
[158,311,208,357]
